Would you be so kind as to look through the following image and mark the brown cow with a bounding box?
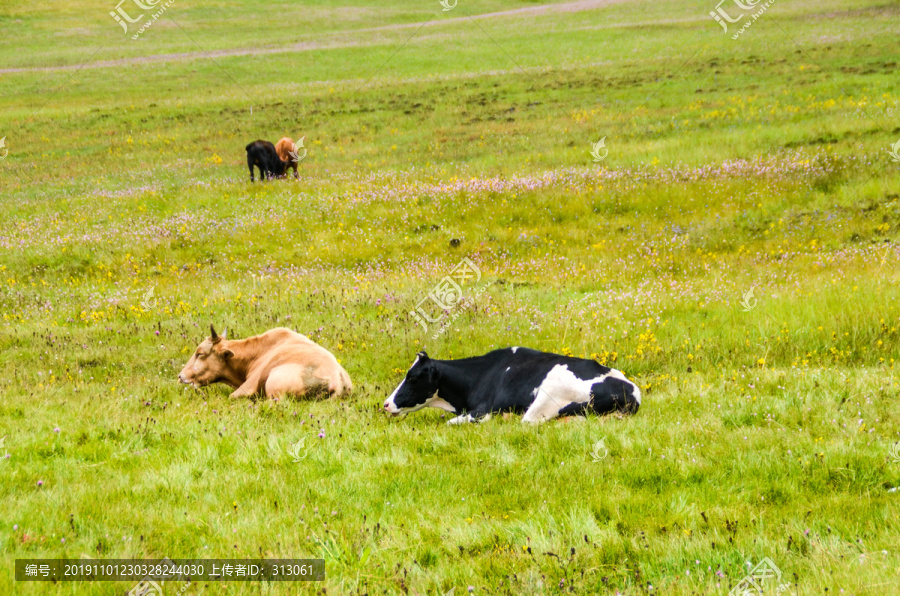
[274,136,301,179]
[178,325,352,398]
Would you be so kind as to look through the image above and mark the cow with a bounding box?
[245,140,291,182]
[178,325,352,399]
[274,136,301,179]
[384,348,640,424]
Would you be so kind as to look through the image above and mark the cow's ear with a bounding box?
[220,348,234,359]
[416,351,429,361]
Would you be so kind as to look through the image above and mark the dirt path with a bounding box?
[0,0,631,74]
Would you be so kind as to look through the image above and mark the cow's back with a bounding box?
[469,348,613,410]
[252,329,350,395]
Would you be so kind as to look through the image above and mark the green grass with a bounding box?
[2,0,900,594]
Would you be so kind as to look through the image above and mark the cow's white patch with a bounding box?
[428,397,457,413]
[505,367,510,372]
[384,378,405,413]
[511,347,519,353]
[523,365,591,423]
[523,365,639,422]
[447,414,473,425]
[523,365,594,423]
[386,390,444,416]
[446,413,491,425]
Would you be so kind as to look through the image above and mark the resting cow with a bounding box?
[384,348,640,424]
[178,326,352,398]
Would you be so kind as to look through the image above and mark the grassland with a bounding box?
[1,0,900,594]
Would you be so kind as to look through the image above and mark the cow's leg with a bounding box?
[447,413,473,425]
[230,376,263,398]
[291,162,299,179]
[447,411,492,425]
[521,407,559,424]
[248,156,255,182]
[521,388,567,423]
[523,373,602,423]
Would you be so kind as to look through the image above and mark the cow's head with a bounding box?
[177,325,234,388]
[384,352,441,415]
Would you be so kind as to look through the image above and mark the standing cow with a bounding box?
[245,140,291,182]
[274,136,301,179]
[384,348,640,424]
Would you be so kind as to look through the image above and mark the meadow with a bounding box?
[1,0,900,593]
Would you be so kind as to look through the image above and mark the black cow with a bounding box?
[384,348,641,424]
[245,140,290,182]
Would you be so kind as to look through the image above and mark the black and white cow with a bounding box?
[383,348,641,424]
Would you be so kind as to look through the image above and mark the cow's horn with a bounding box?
[210,324,220,342]
[221,327,227,340]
